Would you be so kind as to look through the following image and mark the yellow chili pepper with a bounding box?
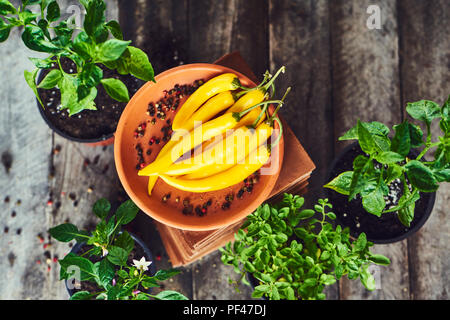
[138,110,261,176]
[165,122,273,177]
[176,91,237,133]
[145,137,181,195]
[159,146,270,193]
[226,89,266,114]
[172,73,241,130]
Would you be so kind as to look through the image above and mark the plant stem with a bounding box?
[416,141,441,161]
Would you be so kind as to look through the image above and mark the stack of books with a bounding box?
[155,52,316,267]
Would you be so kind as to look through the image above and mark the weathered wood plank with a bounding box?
[44,0,124,299]
[0,25,53,299]
[119,0,190,72]
[269,0,337,299]
[329,0,408,299]
[398,0,450,300]
[186,0,269,300]
[118,0,196,298]
[188,0,269,79]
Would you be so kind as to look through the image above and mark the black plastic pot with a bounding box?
[35,63,144,145]
[325,142,436,244]
[65,231,156,297]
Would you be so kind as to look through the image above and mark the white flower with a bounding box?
[132,256,152,271]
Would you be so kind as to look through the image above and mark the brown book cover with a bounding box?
[154,52,315,266]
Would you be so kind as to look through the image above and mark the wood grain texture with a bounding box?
[0,26,53,299]
[329,0,409,299]
[186,0,268,300]
[269,0,337,299]
[398,0,450,300]
[188,0,269,79]
[119,0,189,72]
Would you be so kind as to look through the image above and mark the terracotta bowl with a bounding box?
[114,63,284,231]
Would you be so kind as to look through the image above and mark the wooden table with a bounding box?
[0,0,448,300]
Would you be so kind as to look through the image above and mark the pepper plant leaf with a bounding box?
[0,0,16,15]
[406,99,441,126]
[391,121,411,157]
[405,160,439,192]
[324,171,353,196]
[100,78,129,102]
[115,199,139,225]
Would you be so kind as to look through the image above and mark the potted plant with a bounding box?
[49,197,188,300]
[0,0,154,144]
[324,97,449,243]
[220,193,390,300]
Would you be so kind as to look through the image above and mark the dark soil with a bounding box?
[37,58,144,141]
[326,143,435,243]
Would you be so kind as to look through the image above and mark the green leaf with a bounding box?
[324,171,353,196]
[374,151,404,164]
[59,255,97,281]
[340,121,390,151]
[70,291,92,300]
[127,46,155,82]
[49,223,80,242]
[369,254,391,266]
[98,258,115,288]
[37,69,62,89]
[53,21,73,47]
[385,164,403,184]
[19,10,38,24]
[0,20,12,43]
[357,120,377,153]
[69,86,97,116]
[362,187,385,217]
[24,69,43,106]
[46,1,60,22]
[22,25,61,53]
[100,78,130,102]
[360,265,376,291]
[406,99,441,126]
[72,31,95,60]
[354,233,367,252]
[115,200,139,225]
[114,231,134,253]
[434,168,450,183]
[154,290,188,300]
[320,273,336,285]
[83,0,108,43]
[244,261,256,273]
[97,39,131,62]
[93,198,111,220]
[0,0,16,15]
[105,20,123,40]
[391,121,411,157]
[408,123,424,148]
[398,205,415,227]
[405,160,439,192]
[29,57,54,69]
[298,209,315,220]
[348,156,374,200]
[58,73,79,113]
[154,269,180,281]
[107,246,128,266]
[142,277,159,288]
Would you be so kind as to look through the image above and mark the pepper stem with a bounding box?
[270,116,283,151]
[261,66,285,93]
[232,99,285,122]
[269,87,291,121]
